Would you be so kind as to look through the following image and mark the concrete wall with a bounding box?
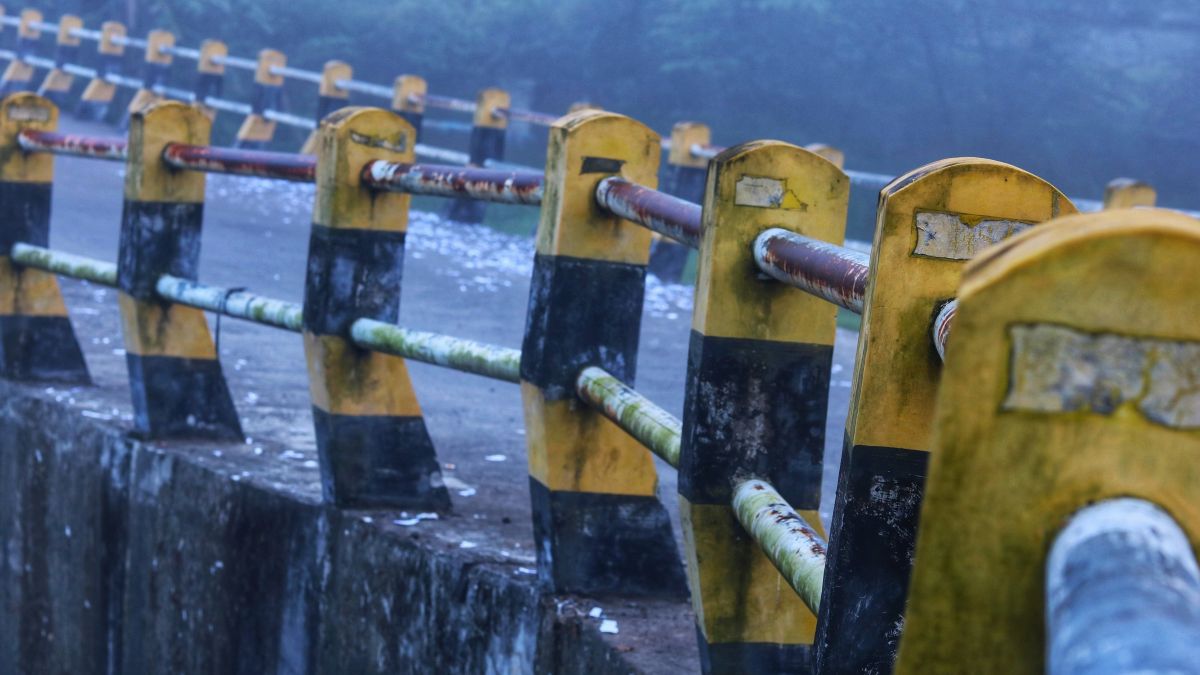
[0,382,649,674]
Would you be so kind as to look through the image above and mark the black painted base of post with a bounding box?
[699,629,812,675]
[312,407,451,510]
[125,353,243,441]
[233,139,268,151]
[0,315,90,384]
[814,441,929,675]
[529,478,687,598]
[41,89,70,109]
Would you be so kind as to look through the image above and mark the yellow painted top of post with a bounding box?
[474,87,510,130]
[667,122,710,169]
[18,9,42,39]
[0,93,56,183]
[57,15,82,47]
[125,101,210,204]
[846,157,1075,452]
[392,75,425,113]
[99,22,126,56]
[536,109,660,263]
[896,208,1200,674]
[692,141,848,342]
[198,40,227,75]
[145,30,174,65]
[1103,177,1156,209]
[319,61,351,98]
[255,49,286,86]
[312,106,414,232]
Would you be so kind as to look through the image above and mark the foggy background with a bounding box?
[44,0,1199,212]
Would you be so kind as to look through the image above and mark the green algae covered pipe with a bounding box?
[731,478,827,615]
[574,365,682,468]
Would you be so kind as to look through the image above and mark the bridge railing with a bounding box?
[0,40,1193,675]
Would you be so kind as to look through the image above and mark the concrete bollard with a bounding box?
[519,110,686,597]
[301,106,448,509]
[1103,177,1156,209]
[647,121,709,282]
[815,159,1076,674]
[77,21,126,121]
[894,207,1200,673]
[0,93,89,383]
[445,87,509,224]
[300,60,351,154]
[0,9,43,96]
[234,49,285,149]
[680,141,848,674]
[36,14,82,108]
[193,39,228,119]
[116,101,241,440]
[391,74,426,137]
[124,30,175,121]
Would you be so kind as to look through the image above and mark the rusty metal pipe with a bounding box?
[162,143,316,183]
[594,177,703,248]
[753,228,870,314]
[361,160,543,205]
[17,129,128,162]
[932,299,957,362]
[419,93,477,114]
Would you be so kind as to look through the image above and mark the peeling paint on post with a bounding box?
[77,21,126,121]
[680,141,847,675]
[116,100,242,440]
[649,121,709,281]
[301,106,449,510]
[234,49,285,150]
[36,14,82,108]
[446,87,509,224]
[519,109,686,597]
[0,93,90,383]
[816,158,1075,675]
[895,208,1200,674]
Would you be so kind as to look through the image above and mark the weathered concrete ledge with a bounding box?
[0,379,691,674]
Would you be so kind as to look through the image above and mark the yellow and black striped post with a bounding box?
[193,39,227,117]
[391,74,425,137]
[648,121,709,282]
[814,159,1075,674]
[125,29,174,120]
[519,110,685,596]
[446,87,509,224]
[301,106,448,509]
[116,101,241,440]
[895,208,1200,673]
[0,93,88,383]
[680,142,848,673]
[234,49,284,149]
[0,9,43,96]
[299,60,351,154]
[77,21,125,121]
[1103,177,1156,209]
[36,14,82,108]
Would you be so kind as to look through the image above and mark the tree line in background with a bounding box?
[46,0,1200,207]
